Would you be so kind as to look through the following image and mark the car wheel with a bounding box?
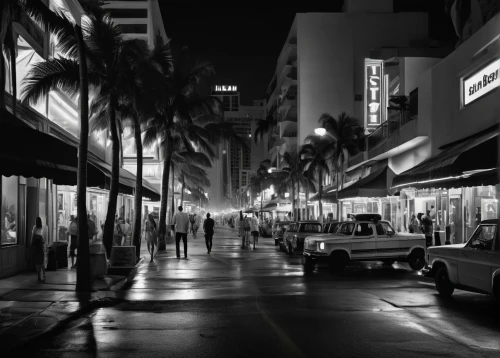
[329,252,348,272]
[408,251,426,271]
[435,267,454,297]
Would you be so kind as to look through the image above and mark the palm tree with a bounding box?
[318,112,363,219]
[20,2,106,292]
[23,8,160,256]
[144,45,232,250]
[249,159,272,219]
[278,151,299,220]
[254,114,276,143]
[300,136,334,223]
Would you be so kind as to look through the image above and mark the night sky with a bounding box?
[159,0,455,105]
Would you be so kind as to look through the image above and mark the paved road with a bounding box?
[13,226,500,357]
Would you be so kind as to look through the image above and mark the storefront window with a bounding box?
[1,176,18,246]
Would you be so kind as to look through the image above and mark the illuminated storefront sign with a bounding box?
[463,59,500,106]
[365,59,383,127]
[213,85,237,92]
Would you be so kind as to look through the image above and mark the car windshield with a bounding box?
[323,224,330,233]
[338,223,355,235]
[301,223,322,233]
[467,224,497,251]
[375,222,395,235]
[328,223,339,233]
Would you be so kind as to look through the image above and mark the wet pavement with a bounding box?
[8,226,500,357]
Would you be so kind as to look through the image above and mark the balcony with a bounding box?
[347,109,428,171]
[279,106,297,123]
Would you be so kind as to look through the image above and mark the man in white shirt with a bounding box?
[250,212,260,249]
[171,206,190,258]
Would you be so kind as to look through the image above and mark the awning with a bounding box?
[338,166,396,200]
[392,124,498,190]
[87,155,161,201]
[309,187,338,202]
[0,110,78,184]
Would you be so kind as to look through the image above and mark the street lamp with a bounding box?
[314,127,327,136]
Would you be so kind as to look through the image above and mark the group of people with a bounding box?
[143,206,216,262]
[409,209,435,247]
[236,211,260,249]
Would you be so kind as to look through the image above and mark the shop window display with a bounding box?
[1,176,18,246]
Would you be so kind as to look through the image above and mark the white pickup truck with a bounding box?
[426,219,500,300]
[302,213,427,272]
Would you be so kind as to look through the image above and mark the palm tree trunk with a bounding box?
[132,119,143,261]
[291,180,295,220]
[180,180,185,204]
[8,34,16,118]
[305,186,309,219]
[158,127,173,250]
[0,47,5,112]
[335,162,340,221]
[74,24,91,293]
[297,180,300,221]
[318,168,323,224]
[260,182,263,221]
[103,99,120,257]
[171,162,175,218]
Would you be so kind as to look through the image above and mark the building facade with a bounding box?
[0,0,163,278]
[265,0,447,220]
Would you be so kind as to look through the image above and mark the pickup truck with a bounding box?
[426,219,500,300]
[303,214,426,272]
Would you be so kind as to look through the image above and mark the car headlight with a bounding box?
[319,242,324,250]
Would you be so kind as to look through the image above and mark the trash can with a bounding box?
[52,241,68,268]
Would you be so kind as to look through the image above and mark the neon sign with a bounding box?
[214,85,237,92]
[463,59,500,106]
[365,60,383,127]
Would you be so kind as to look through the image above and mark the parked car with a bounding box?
[302,213,426,271]
[272,222,290,246]
[282,221,323,255]
[426,219,499,300]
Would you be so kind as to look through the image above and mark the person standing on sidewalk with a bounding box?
[250,212,260,250]
[144,213,157,262]
[238,211,244,247]
[113,217,126,246]
[172,206,190,258]
[421,210,434,247]
[31,217,46,283]
[243,215,251,248]
[67,215,78,268]
[203,213,215,254]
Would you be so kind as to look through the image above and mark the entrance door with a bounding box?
[449,196,462,243]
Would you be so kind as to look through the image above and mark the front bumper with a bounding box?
[302,249,329,264]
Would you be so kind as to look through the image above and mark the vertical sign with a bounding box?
[365,59,383,127]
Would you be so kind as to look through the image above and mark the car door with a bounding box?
[375,222,400,258]
[350,222,377,260]
[457,224,496,292]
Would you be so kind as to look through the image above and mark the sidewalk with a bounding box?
[0,239,153,353]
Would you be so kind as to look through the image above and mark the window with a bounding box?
[1,176,18,246]
[301,224,322,233]
[231,95,239,111]
[109,9,147,18]
[328,223,340,233]
[338,223,355,235]
[467,224,497,251]
[376,222,395,236]
[120,24,147,34]
[223,96,231,111]
[355,223,373,236]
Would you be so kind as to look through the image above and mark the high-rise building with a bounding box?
[265,0,451,219]
[208,86,266,210]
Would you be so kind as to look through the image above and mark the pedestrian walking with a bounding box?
[250,212,260,250]
[421,210,434,247]
[172,206,190,258]
[144,213,157,262]
[203,213,215,254]
[124,218,132,245]
[409,214,419,233]
[193,214,201,239]
[113,217,126,246]
[31,217,46,283]
[238,211,245,248]
[244,215,251,247]
[87,213,97,243]
[67,215,78,268]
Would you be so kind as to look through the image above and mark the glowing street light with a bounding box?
[314,127,326,136]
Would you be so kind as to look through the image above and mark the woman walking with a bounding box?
[144,214,158,263]
[239,211,245,248]
[32,217,46,283]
